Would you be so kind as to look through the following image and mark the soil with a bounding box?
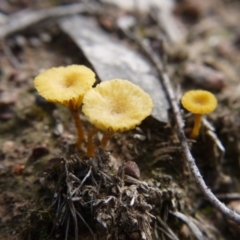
[1,0,240,239]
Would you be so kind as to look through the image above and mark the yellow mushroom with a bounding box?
[181,90,217,139]
[34,65,96,148]
[82,79,153,157]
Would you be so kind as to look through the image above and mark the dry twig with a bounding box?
[118,26,240,224]
[143,40,240,224]
[215,193,240,201]
[0,3,102,39]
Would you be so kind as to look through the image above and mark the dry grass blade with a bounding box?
[76,210,95,237]
[156,216,179,240]
[170,211,207,240]
[67,198,78,240]
[215,193,240,201]
[65,217,70,240]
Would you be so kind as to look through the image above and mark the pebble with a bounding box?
[0,91,18,106]
[123,161,140,179]
[184,63,225,92]
[174,0,203,23]
[179,224,190,239]
[11,164,25,175]
[2,141,15,154]
[39,32,52,43]
[116,15,136,30]
[129,231,141,240]
[53,122,64,136]
[15,35,27,48]
[29,145,49,161]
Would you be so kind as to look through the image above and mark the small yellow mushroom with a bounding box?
[181,90,217,139]
[82,79,153,157]
[34,65,96,148]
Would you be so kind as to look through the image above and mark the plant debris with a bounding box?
[27,148,184,240]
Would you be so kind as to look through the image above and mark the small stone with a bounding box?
[174,0,203,23]
[0,91,18,106]
[184,63,225,92]
[11,164,25,175]
[2,141,15,154]
[39,32,52,43]
[116,15,136,30]
[130,231,141,240]
[179,224,190,239]
[123,161,140,179]
[53,122,64,136]
[39,176,46,186]
[29,146,49,161]
[15,35,27,48]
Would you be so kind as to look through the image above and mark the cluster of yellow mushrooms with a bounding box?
[34,65,217,157]
[34,65,154,157]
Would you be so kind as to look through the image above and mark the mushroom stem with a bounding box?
[87,128,98,157]
[190,114,202,139]
[101,131,114,148]
[70,109,84,148]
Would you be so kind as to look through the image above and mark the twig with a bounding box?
[117,26,240,224]
[0,3,102,39]
[141,39,240,224]
[215,193,240,201]
[169,211,207,240]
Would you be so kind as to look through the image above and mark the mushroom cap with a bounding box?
[82,79,153,132]
[34,65,96,109]
[181,90,217,114]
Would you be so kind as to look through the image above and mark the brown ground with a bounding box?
[1,0,240,239]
